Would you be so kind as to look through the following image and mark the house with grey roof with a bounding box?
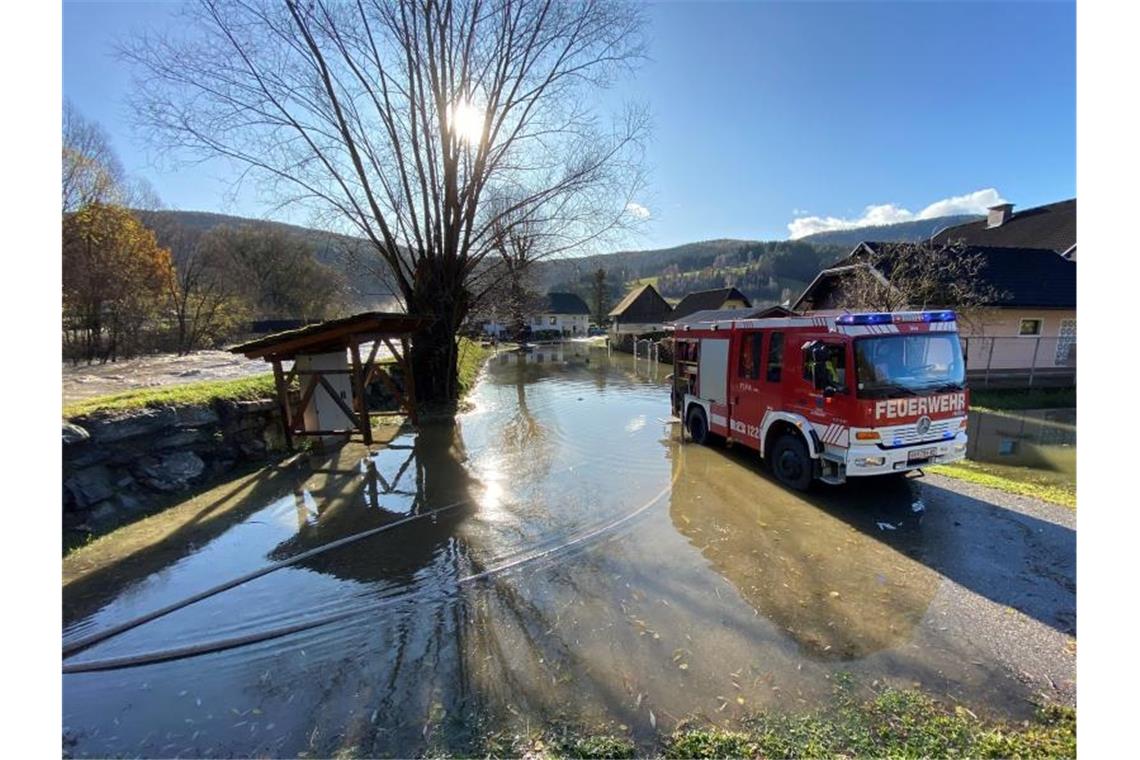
[529,292,592,337]
[931,198,1076,260]
[793,225,1076,383]
[669,287,753,321]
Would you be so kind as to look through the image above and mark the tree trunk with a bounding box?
[409,315,459,405]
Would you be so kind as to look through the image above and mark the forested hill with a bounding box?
[542,213,985,308]
[135,209,401,309]
[539,239,847,308]
[135,209,982,315]
[796,214,981,246]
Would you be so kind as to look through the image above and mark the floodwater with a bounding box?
[967,408,1076,479]
[62,344,1075,758]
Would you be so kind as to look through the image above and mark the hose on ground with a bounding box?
[62,480,673,674]
[61,499,471,660]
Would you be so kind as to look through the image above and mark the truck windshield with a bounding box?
[854,334,965,398]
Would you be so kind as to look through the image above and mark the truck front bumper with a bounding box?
[842,432,968,477]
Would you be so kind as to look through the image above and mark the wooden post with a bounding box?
[401,336,418,426]
[272,358,295,451]
[350,339,373,445]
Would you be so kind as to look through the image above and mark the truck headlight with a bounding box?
[855,456,886,467]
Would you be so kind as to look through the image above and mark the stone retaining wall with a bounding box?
[62,367,411,536]
[63,398,285,533]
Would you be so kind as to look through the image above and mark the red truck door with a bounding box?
[788,337,852,438]
[729,330,765,450]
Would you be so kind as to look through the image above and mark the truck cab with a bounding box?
[671,310,969,490]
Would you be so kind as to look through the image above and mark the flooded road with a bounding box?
[62,343,1075,758]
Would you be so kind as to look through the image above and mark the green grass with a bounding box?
[64,373,278,419]
[65,338,492,420]
[457,337,492,398]
[475,684,1073,759]
[970,387,1075,413]
[930,459,1076,508]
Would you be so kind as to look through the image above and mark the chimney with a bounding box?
[987,203,1014,228]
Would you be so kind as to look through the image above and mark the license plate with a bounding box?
[908,447,938,462]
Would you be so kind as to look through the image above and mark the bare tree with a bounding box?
[146,218,246,354]
[122,0,648,402]
[63,100,163,212]
[832,241,1007,332]
[197,225,347,321]
[63,100,128,212]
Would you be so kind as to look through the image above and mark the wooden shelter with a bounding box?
[231,312,427,449]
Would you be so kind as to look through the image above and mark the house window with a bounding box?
[1018,318,1043,336]
[549,316,557,326]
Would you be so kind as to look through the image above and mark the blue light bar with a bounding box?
[838,310,957,325]
[836,313,892,325]
[922,310,957,322]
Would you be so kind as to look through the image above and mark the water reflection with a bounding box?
[668,443,939,660]
[967,409,1076,477]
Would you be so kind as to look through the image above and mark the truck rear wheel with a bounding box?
[770,434,813,491]
[687,406,709,445]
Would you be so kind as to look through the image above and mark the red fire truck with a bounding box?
[670,310,969,490]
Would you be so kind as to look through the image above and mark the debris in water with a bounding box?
[876,522,898,531]
[649,710,656,729]
[912,499,926,513]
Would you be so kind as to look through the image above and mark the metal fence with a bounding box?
[960,335,1076,389]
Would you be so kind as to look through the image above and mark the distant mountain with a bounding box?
[538,238,850,309]
[136,209,401,310]
[795,214,982,247]
[135,209,978,318]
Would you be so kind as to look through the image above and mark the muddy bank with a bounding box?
[63,350,272,404]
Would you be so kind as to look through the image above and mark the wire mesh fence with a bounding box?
[960,335,1076,388]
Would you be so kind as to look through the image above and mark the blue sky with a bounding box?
[63,0,1075,249]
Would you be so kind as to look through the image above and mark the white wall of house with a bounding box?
[483,313,589,337]
[531,312,589,335]
[958,308,1076,370]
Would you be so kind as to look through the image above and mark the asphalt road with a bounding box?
[910,473,1076,705]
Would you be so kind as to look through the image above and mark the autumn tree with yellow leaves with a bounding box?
[63,204,174,364]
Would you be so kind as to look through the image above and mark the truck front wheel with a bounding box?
[770,434,813,491]
[687,406,709,445]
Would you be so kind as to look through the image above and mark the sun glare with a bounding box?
[448,99,486,146]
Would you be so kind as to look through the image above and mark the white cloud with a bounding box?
[626,201,651,220]
[786,188,1005,239]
